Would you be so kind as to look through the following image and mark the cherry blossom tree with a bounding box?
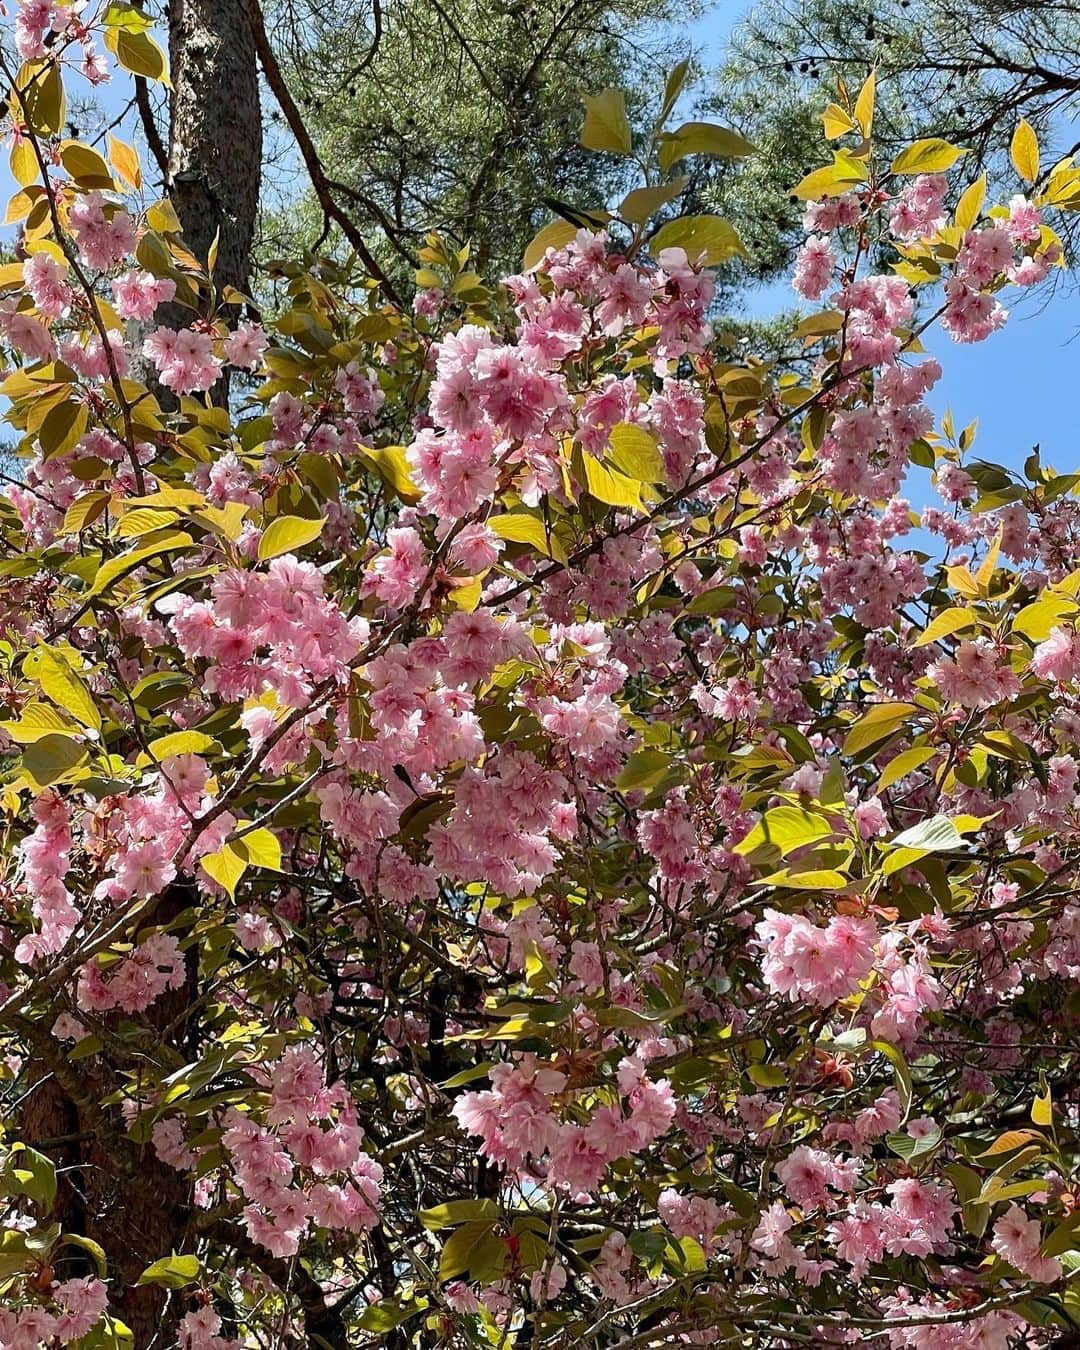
[0,9,1078,1349]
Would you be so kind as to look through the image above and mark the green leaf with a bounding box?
[684,586,738,616]
[356,1300,424,1333]
[438,1219,498,1280]
[891,138,968,175]
[619,178,687,225]
[88,531,194,598]
[733,805,834,857]
[877,745,935,792]
[1042,1212,1080,1259]
[616,748,673,792]
[23,734,88,788]
[136,1253,201,1288]
[580,89,632,154]
[75,1315,135,1350]
[886,1124,941,1160]
[104,26,169,83]
[419,1199,499,1231]
[649,214,748,265]
[257,515,325,561]
[24,645,101,732]
[523,218,580,270]
[658,121,755,172]
[872,1039,913,1120]
[6,1145,56,1209]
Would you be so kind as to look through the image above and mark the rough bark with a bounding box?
[18,889,198,1349]
[165,0,262,300]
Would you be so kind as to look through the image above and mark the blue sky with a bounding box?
[686,5,1079,482]
[2,4,1075,482]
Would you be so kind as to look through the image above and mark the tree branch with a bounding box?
[242,0,403,305]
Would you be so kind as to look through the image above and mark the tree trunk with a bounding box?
[19,888,199,1349]
[166,0,262,300]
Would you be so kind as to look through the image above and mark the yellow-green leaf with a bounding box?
[609,422,665,483]
[490,512,568,563]
[844,702,920,754]
[88,530,194,598]
[63,492,110,535]
[116,507,179,538]
[146,198,182,233]
[19,59,66,136]
[137,1254,200,1288]
[362,444,421,502]
[891,139,967,175]
[582,454,643,510]
[257,515,325,561]
[649,214,747,265]
[60,142,114,190]
[10,139,38,188]
[733,805,834,857]
[876,745,935,792]
[450,575,483,611]
[756,868,850,890]
[0,703,75,743]
[580,88,632,155]
[523,218,579,271]
[912,606,975,648]
[104,26,169,83]
[619,178,687,225]
[658,121,755,172]
[1013,592,1080,641]
[24,645,101,732]
[138,730,219,765]
[419,1199,499,1231]
[23,734,88,788]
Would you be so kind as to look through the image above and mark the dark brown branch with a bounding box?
[242,0,403,305]
[134,76,169,183]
